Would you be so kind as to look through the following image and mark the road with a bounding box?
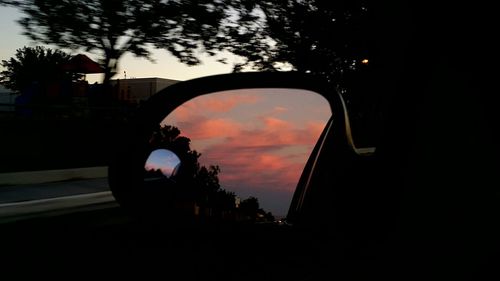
[0,178,117,222]
[0,176,322,280]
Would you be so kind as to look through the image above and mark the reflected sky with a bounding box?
[145,149,181,178]
[161,89,331,216]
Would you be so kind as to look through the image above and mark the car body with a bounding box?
[1,2,498,280]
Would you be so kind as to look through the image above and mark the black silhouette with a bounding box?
[0,46,80,94]
[1,0,263,84]
[226,1,369,83]
[144,124,274,223]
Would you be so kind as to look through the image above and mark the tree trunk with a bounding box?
[102,56,118,86]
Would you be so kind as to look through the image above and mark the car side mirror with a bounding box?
[108,72,361,225]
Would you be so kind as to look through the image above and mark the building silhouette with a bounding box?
[110,77,179,104]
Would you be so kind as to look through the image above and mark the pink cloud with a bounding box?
[307,121,326,137]
[165,94,261,122]
[263,117,292,130]
[229,117,324,149]
[271,106,288,114]
[194,117,327,195]
[205,147,305,194]
[170,102,196,120]
[179,118,242,140]
[201,94,260,112]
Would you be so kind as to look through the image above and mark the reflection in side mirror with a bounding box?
[156,88,331,223]
[107,74,337,226]
[145,149,181,178]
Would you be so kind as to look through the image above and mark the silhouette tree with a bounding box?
[214,189,237,215]
[149,125,200,180]
[239,196,260,221]
[237,196,275,222]
[0,46,79,93]
[147,125,279,221]
[148,124,236,217]
[196,165,221,195]
[0,0,262,84]
[228,1,370,83]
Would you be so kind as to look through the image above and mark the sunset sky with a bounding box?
[161,89,331,216]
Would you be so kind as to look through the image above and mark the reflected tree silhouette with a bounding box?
[239,196,275,222]
[147,124,274,222]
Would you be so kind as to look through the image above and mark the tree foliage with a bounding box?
[1,0,370,87]
[149,125,226,207]
[238,196,274,221]
[149,124,201,180]
[0,46,76,92]
[230,0,370,84]
[1,0,257,84]
[239,196,260,216]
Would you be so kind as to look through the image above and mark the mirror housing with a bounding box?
[108,72,354,223]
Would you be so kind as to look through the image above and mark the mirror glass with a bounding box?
[145,149,181,178]
[146,88,331,222]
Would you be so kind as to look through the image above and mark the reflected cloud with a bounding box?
[168,93,261,121]
[177,118,242,139]
[201,94,261,112]
[272,106,288,113]
[202,139,312,193]
[161,89,331,214]
[191,115,325,195]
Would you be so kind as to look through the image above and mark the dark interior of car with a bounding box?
[1,1,499,280]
